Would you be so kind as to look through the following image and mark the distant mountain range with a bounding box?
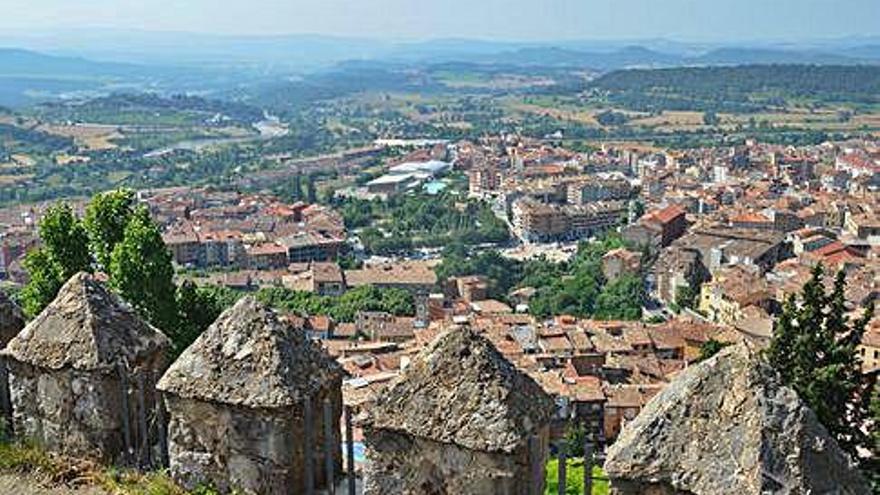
[1,32,879,107]
[0,48,148,77]
[0,47,261,107]
[439,45,879,69]
[3,30,880,71]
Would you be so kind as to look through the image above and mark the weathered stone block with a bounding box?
[1,273,170,463]
[0,291,25,348]
[362,328,556,495]
[364,426,548,495]
[158,297,344,494]
[604,343,871,495]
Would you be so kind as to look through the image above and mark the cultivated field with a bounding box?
[39,123,122,151]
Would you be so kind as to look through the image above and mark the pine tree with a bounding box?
[867,384,880,492]
[767,264,875,462]
[293,173,303,201]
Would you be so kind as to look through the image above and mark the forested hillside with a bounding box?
[591,65,880,112]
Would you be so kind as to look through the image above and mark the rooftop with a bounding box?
[345,261,437,287]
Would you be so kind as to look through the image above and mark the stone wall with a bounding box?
[363,426,548,495]
[6,360,165,464]
[603,344,872,495]
[9,362,118,462]
[164,383,342,495]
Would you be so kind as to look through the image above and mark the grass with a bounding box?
[545,457,610,495]
[0,441,58,476]
[0,441,219,495]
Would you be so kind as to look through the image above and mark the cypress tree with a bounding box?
[767,264,875,462]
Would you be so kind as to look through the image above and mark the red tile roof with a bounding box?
[731,212,772,224]
[649,204,687,225]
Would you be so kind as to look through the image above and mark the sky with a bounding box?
[1,0,878,42]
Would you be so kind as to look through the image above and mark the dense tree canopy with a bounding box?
[83,188,137,270]
[19,203,91,317]
[255,285,415,323]
[593,65,880,113]
[593,274,646,321]
[38,203,92,281]
[174,281,240,354]
[528,234,640,320]
[20,190,229,356]
[20,249,67,318]
[340,193,510,255]
[108,207,179,334]
[435,233,646,321]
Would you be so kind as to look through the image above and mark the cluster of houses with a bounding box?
[326,285,744,448]
[146,188,347,270]
[1,132,879,493]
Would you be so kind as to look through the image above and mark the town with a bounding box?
[0,3,879,492]
[2,129,878,489]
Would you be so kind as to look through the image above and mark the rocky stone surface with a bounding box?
[1,272,170,463]
[362,327,555,495]
[157,295,342,408]
[604,343,871,495]
[364,429,543,495]
[157,296,344,494]
[3,272,170,371]
[0,291,25,348]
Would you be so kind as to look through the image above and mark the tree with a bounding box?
[292,173,304,201]
[593,274,645,321]
[20,249,63,318]
[703,111,720,126]
[628,199,645,224]
[306,175,318,204]
[22,192,237,352]
[38,203,91,280]
[83,188,136,269]
[674,284,698,311]
[767,265,875,463]
[867,383,880,492]
[697,339,728,362]
[378,288,416,316]
[109,207,178,332]
[20,203,91,317]
[436,244,523,300]
[596,110,628,126]
[174,281,238,355]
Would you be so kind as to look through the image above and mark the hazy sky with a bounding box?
[2,0,878,41]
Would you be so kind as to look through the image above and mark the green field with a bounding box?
[545,458,610,495]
